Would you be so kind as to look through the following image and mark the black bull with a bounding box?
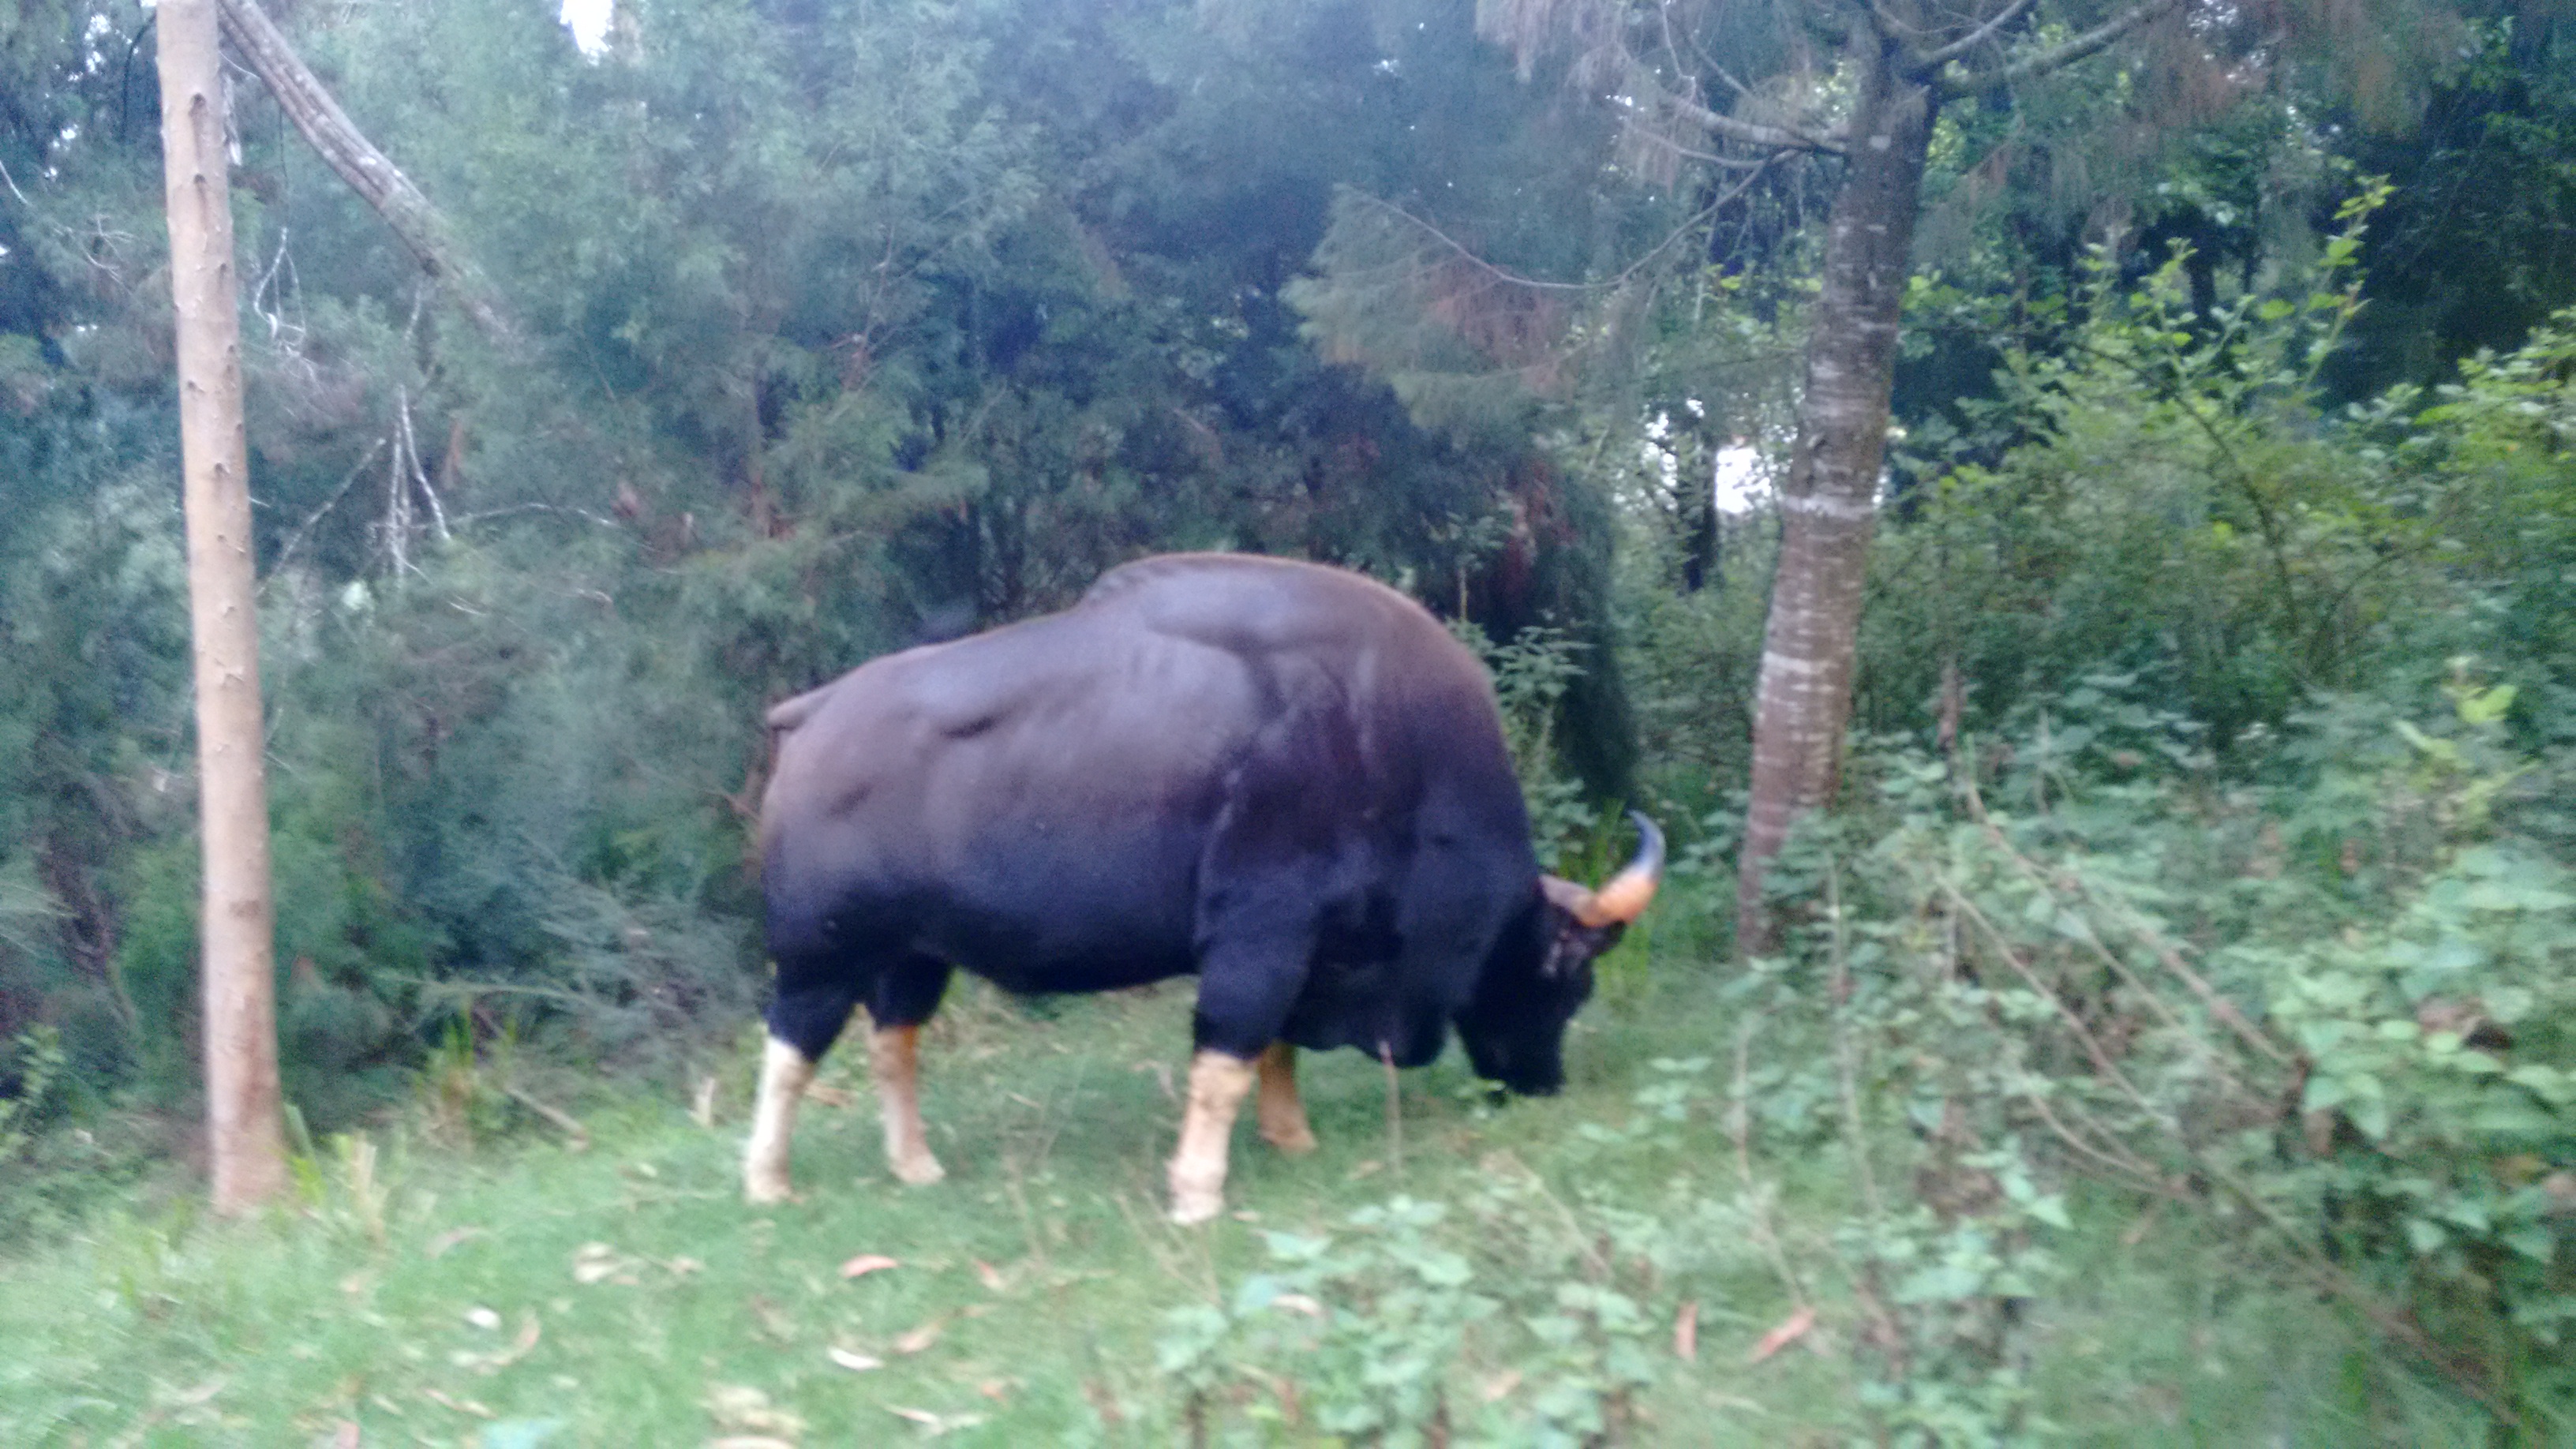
[743,553,1661,1223]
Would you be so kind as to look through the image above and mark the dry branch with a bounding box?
[215,0,517,347]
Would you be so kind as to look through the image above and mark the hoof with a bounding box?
[1262,1123,1319,1155]
[745,1173,792,1206]
[892,1153,947,1186]
[1168,1162,1226,1225]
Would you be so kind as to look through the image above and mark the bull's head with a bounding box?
[1458,811,1664,1095]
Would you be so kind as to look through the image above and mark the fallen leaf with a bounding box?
[1749,1305,1817,1364]
[1478,1369,1522,1402]
[571,1243,629,1286]
[886,1407,987,1436]
[481,1314,543,1372]
[837,1253,900,1280]
[972,1260,1006,1292]
[705,1383,805,1436]
[1271,1294,1325,1319]
[826,1346,883,1372]
[706,1439,797,1449]
[976,1379,1013,1402]
[421,1387,493,1417]
[425,1227,486,1260]
[705,1384,769,1417]
[1673,1300,1699,1361]
[748,1296,796,1342]
[665,1256,706,1277]
[453,1309,538,1361]
[892,1320,945,1355]
[167,1380,226,1408]
[465,1305,503,1331]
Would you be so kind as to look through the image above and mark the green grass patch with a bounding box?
[0,968,2484,1445]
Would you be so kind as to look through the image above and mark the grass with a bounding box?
[0,951,2492,1447]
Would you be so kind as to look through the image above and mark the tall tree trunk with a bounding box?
[1734,41,1937,952]
[215,0,517,348]
[158,0,286,1214]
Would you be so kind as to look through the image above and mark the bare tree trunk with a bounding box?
[215,0,516,348]
[158,0,287,1214]
[1734,41,1937,953]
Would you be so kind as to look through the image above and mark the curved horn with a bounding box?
[1568,811,1664,928]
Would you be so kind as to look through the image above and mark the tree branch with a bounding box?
[1915,0,2039,72]
[1665,89,1846,155]
[214,0,517,348]
[1941,0,2190,96]
[1352,159,1777,296]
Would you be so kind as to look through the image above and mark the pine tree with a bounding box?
[157,0,286,1211]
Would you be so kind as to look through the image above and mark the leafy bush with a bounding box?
[1159,1188,1670,1447]
[1747,656,2576,1440]
[1454,619,1599,872]
[0,1027,65,1164]
[1863,189,2420,751]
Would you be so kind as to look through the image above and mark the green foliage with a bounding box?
[0,1026,65,1163]
[1743,649,2576,1439]
[1159,1192,1663,1446]
[1870,186,2449,747]
[1453,618,1596,870]
[2262,670,2576,1428]
[2334,17,2576,397]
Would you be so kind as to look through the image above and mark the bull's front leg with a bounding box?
[1174,905,1310,1222]
[869,1022,946,1185]
[745,1035,815,1204]
[1168,1049,1257,1225]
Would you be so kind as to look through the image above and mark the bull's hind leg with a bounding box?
[868,1024,945,1185]
[1256,1042,1318,1155]
[867,955,953,1187]
[747,983,859,1204]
